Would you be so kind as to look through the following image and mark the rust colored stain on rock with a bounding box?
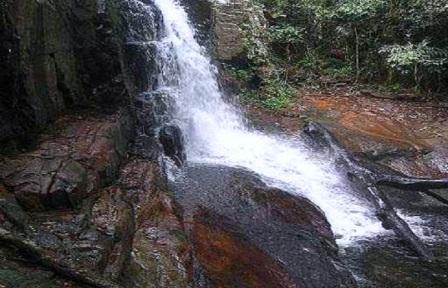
[339,111,426,150]
[311,99,334,110]
[193,210,297,288]
[298,92,448,177]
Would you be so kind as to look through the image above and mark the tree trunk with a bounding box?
[354,25,360,82]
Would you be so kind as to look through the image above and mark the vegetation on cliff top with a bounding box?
[229,0,448,110]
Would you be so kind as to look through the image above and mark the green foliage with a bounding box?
[380,40,448,88]
[380,41,448,72]
[334,0,386,21]
[261,79,292,110]
[249,0,448,94]
[323,63,353,78]
[237,76,293,111]
[239,89,258,105]
[269,24,304,45]
[226,65,255,82]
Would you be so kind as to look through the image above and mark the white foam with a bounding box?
[397,210,447,243]
[153,0,387,245]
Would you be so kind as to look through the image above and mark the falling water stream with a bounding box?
[152,0,387,245]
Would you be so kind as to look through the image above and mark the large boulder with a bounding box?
[0,111,133,211]
[0,157,190,287]
[193,208,297,287]
[171,164,357,287]
[182,0,269,63]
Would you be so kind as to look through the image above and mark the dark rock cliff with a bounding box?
[0,0,159,152]
[0,1,183,287]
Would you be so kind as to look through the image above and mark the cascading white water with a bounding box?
[153,0,387,245]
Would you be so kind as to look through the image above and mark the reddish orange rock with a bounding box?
[193,209,297,288]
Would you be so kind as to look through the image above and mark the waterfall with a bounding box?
[153,0,386,245]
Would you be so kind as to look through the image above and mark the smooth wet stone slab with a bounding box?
[342,239,448,288]
[170,163,357,288]
[294,93,448,178]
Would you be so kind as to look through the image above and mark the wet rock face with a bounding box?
[181,0,214,48]
[159,124,187,166]
[133,91,175,160]
[95,159,192,288]
[171,164,356,288]
[0,111,133,211]
[120,161,190,288]
[121,0,162,94]
[0,0,162,151]
[0,154,190,287]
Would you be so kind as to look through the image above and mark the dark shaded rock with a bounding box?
[135,92,174,133]
[0,184,29,230]
[363,245,448,288]
[0,0,82,151]
[0,157,191,287]
[121,0,162,94]
[0,226,119,288]
[342,240,448,288]
[181,0,214,49]
[132,91,176,160]
[124,42,159,93]
[0,111,133,211]
[158,124,186,166]
[120,0,161,44]
[0,0,138,150]
[0,245,87,288]
[171,164,356,288]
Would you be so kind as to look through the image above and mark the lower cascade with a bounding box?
[153,0,384,245]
